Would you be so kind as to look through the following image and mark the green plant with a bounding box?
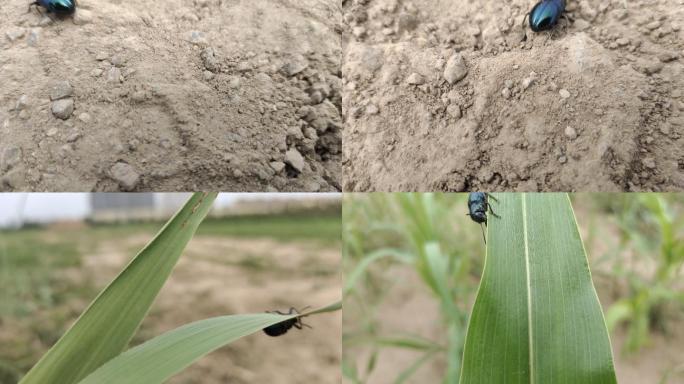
[460,193,617,383]
[604,194,684,353]
[344,193,627,384]
[14,193,340,384]
[343,193,481,384]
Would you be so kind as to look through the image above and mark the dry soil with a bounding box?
[1,0,342,191]
[342,0,684,192]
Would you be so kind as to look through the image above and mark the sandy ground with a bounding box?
[79,234,342,384]
[0,0,342,191]
[342,0,684,192]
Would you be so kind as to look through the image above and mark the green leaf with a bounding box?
[343,249,411,295]
[20,192,218,384]
[77,302,341,384]
[460,193,617,384]
[373,335,443,351]
[395,349,440,384]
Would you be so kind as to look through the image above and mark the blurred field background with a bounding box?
[343,193,684,384]
[0,193,342,384]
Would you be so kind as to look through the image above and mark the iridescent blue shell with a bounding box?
[35,0,76,15]
[529,0,565,32]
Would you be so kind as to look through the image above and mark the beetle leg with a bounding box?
[487,203,501,218]
[28,2,44,17]
[487,194,499,203]
[521,12,530,41]
[521,12,529,30]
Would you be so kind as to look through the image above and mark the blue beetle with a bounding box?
[526,0,566,32]
[30,0,76,16]
[466,192,500,244]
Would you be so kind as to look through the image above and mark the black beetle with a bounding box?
[466,192,500,244]
[525,0,566,32]
[29,0,76,17]
[262,307,310,337]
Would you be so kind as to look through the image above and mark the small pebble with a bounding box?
[78,112,91,123]
[106,67,123,83]
[1,147,22,171]
[110,162,140,190]
[443,53,468,84]
[51,99,74,120]
[522,77,534,90]
[228,76,241,89]
[65,129,81,142]
[5,28,26,42]
[285,148,305,173]
[366,104,379,115]
[281,55,309,77]
[447,104,462,119]
[642,158,656,169]
[50,81,73,100]
[501,88,511,99]
[406,72,425,85]
[14,95,29,111]
[559,89,571,99]
[27,29,40,46]
[269,161,286,173]
[189,31,206,45]
[564,126,577,139]
[110,55,125,67]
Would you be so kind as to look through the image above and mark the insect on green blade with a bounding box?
[460,193,617,384]
[20,192,218,384]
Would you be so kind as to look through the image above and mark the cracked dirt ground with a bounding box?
[343,0,683,192]
[1,0,342,191]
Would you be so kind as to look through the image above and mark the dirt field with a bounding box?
[0,220,341,383]
[342,0,684,192]
[0,0,342,191]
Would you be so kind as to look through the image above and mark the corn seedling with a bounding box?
[344,193,619,383]
[13,192,341,384]
[460,193,617,383]
[603,194,684,353]
[343,193,481,384]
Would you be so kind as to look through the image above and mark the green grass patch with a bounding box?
[84,210,342,245]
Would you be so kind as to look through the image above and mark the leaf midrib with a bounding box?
[522,193,534,384]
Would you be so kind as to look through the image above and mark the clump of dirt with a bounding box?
[342,0,683,191]
[0,0,342,191]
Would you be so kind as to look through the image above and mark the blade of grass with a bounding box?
[20,192,217,384]
[460,193,617,383]
[77,303,341,384]
[344,248,413,295]
[395,349,440,384]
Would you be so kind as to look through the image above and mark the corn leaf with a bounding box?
[77,301,342,384]
[20,192,218,384]
[460,193,617,384]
